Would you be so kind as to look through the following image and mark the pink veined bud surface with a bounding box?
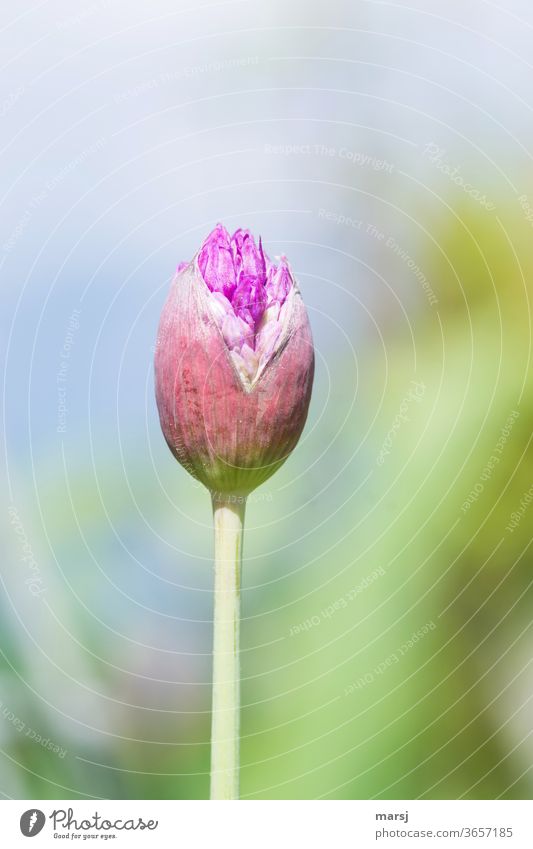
[155,224,314,495]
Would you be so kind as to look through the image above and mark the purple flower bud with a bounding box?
[155,224,314,495]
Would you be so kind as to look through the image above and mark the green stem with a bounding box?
[210,494,245,800]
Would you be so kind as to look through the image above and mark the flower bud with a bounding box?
[155,224,314,495]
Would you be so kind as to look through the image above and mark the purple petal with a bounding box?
[198,223,236,298]
[221,313,253,350]
[233,277,267,331]
[266,257,291,305]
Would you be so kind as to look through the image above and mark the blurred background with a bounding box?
[1,0,532,800]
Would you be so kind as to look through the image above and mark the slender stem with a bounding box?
[210,493,246,800]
